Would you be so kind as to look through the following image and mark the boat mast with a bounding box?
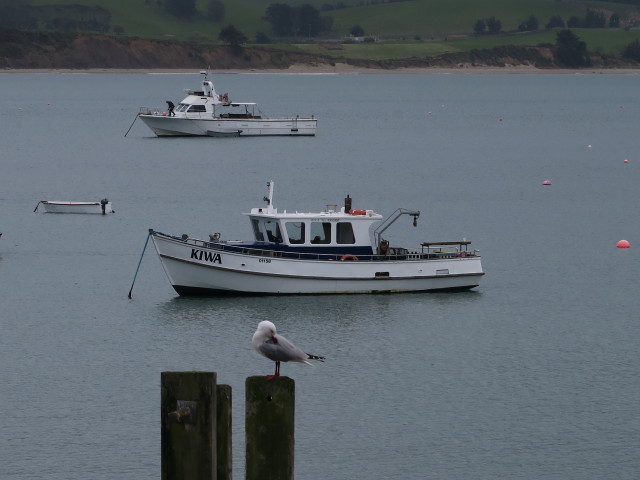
[263,180,275,213]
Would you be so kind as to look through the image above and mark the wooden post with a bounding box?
[216,384,232,480]
[161,372,217,480]
[245,376,295,480]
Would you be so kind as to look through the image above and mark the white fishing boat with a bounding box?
[149,181,484,296]
[136,70,317,137]
[34,199,114,214]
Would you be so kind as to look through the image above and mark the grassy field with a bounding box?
[28,0,640,59]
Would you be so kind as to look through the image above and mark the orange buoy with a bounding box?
[616,240,630,248]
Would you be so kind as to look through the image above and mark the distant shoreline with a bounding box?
[3,64,640,75]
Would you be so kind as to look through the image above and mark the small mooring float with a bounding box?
[146,181,484,296]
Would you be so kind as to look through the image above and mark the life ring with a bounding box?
[340,255,359,261]
[349,209,367,215]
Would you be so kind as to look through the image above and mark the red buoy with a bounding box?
[616,240,630,248]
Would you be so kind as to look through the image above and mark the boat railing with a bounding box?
[157,232,478,261]
[139,106,163,115]
[420,241,479,258]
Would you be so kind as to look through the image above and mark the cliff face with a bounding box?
[0,30,331,69]
[1,29,638,70]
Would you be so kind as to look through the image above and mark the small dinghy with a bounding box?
[34,199,114,214]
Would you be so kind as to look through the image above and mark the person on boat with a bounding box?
[166,100,175,117]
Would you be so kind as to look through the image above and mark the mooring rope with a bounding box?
[128,231,151,299]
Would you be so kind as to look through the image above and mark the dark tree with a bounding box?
[518,14,539,32]
[546,15,565,30]
[264,3,294,36]
[295,4,322,37]
[219,24,247,46]
[486,16,501,34]
[350,24,364,36]
[0,0,36,29]
[609,13,620,28]
[264,3,325,38]
[473,19,486,34]
[555,29,591,67]
[567,16,581,28]
[584,9,606,28]
[165,0,197,19]
[622,39,640,61]
[255,31,271,44]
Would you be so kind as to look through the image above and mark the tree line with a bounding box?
[473,9,623,35]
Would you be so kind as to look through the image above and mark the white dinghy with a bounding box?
[136,70,317,137]
[148,181,484,296]
[34,199,114,214]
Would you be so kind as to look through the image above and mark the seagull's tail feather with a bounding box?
[306,353,325,363]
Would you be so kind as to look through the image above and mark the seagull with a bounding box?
[252,320,325,378]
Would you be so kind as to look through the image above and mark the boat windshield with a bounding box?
[310,222,331,244]
[337,222,356,244]
[251,219,264,241]
[265,220,282,243]
[285,221,305,244]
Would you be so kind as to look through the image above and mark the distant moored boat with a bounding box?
[34,199,114,214]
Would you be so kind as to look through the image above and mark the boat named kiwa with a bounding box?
[34,199,114,214]
[148,181,484,295]
[137,70,317,137]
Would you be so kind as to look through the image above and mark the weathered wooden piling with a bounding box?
[216,384,232,480]
[245,376,295,480]
[161,372,232,480]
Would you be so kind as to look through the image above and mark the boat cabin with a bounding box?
[245,206,382,254]
[236,183,383,255]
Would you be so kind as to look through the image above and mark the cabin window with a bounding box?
[285,222,305,244]
[265,220,282,243]
[188,105,207,112]
[337,222,356,244]
[310,222,331,244]
[177,104,189,112]
[251,219,264,242]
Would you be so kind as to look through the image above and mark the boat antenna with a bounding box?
[263,180,274,206]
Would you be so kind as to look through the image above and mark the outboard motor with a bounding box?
[100,198,109,215]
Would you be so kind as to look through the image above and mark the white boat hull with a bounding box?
[40,201,114,214]
[139,115,317,137]
[150,233,483,295]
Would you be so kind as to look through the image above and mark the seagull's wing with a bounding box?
[259,335,311,364]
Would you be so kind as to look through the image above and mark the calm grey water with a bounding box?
[1,71,640,480]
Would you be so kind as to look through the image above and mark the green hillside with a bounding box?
[20,0,640,58]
